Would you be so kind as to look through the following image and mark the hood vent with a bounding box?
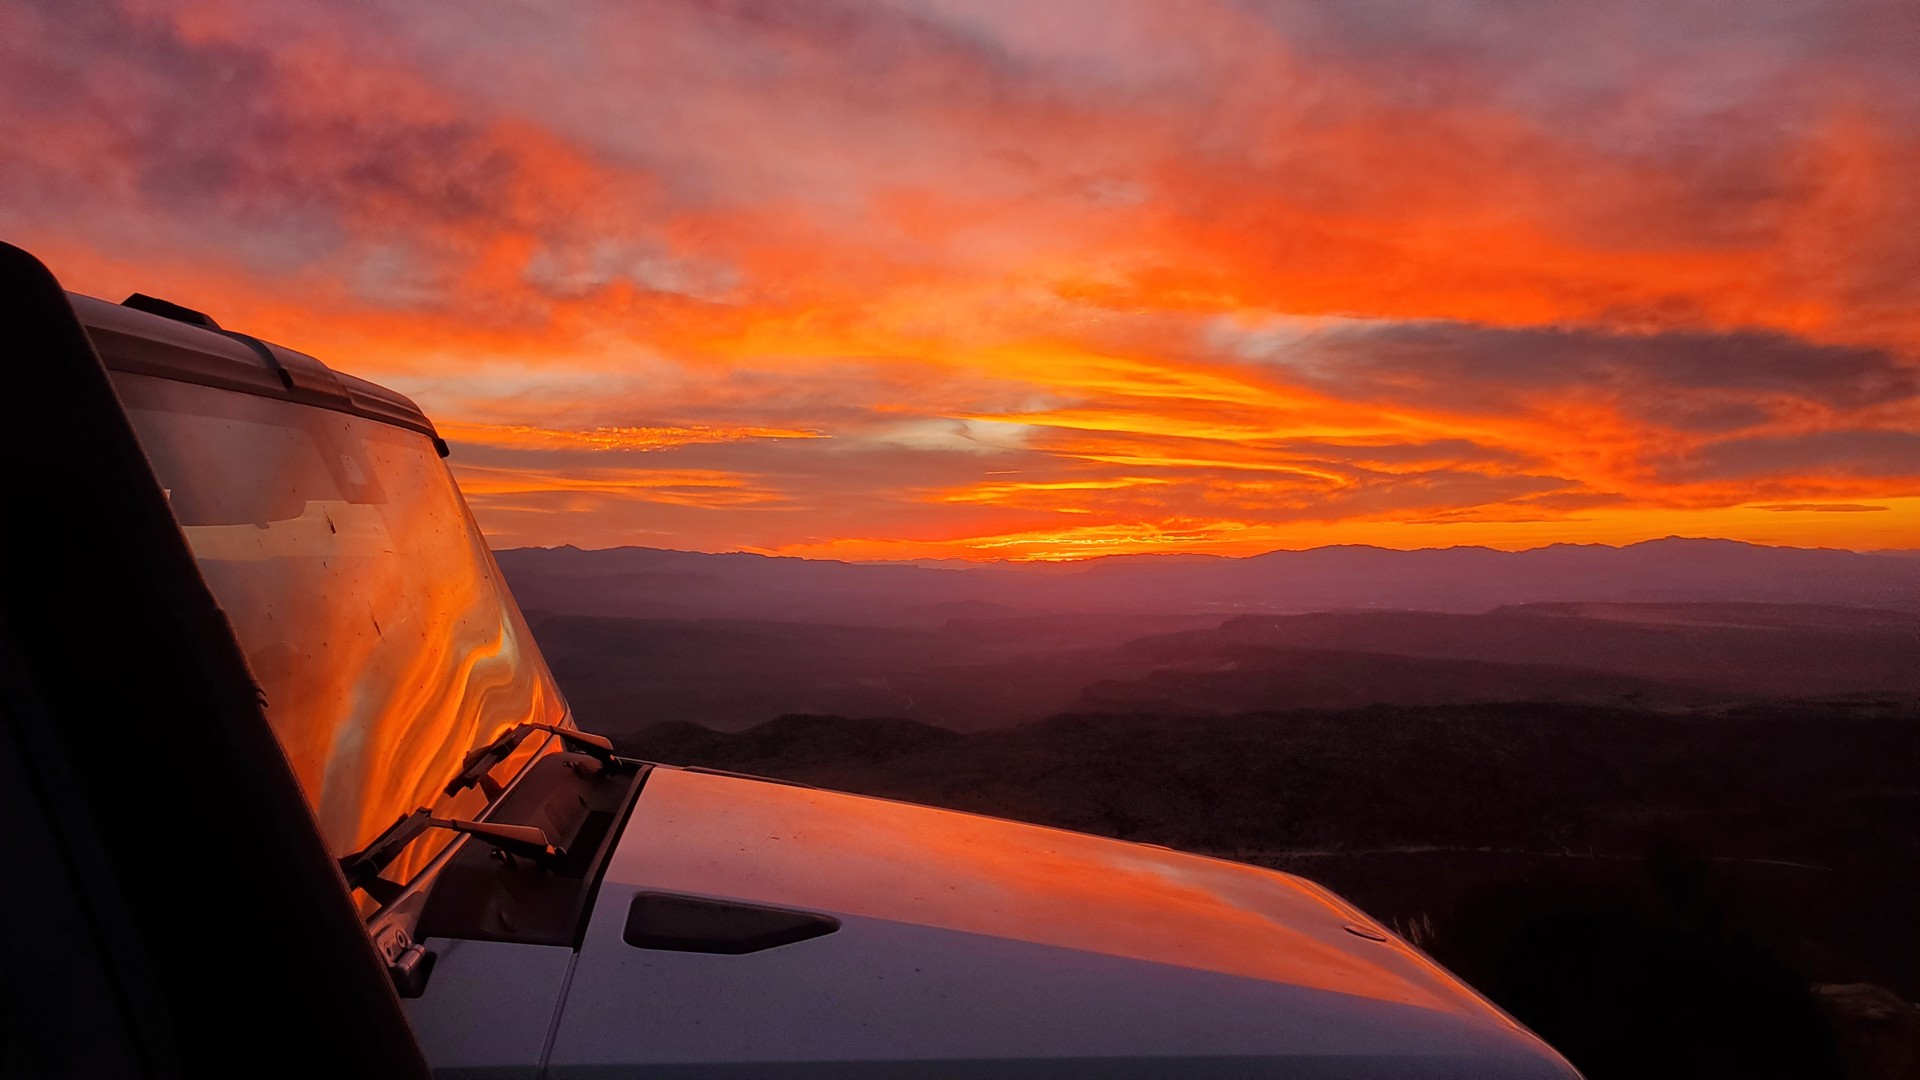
[624,893,841,955]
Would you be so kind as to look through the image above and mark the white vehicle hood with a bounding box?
[535,765,1580,1078]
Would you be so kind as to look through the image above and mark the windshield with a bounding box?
[111,371,568,886]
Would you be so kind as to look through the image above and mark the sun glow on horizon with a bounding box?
[654,497,1920,565]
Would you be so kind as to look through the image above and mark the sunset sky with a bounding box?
[5,0,1917,559]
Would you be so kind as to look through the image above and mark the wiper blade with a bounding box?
[339,807,566,905]
[446,722,635,800]
[339,722,636,904]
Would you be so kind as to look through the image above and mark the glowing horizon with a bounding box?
[7,1,1916,561]
[509,522,1920,565]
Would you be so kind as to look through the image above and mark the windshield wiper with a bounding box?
[339,723,637,905]
[446,722,638,801]
[340,807,568,906]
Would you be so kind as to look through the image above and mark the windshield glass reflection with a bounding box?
[114,372,568,889]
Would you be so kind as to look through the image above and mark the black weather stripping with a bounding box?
[623,893,840,954]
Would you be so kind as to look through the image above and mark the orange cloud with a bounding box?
[440,421,825,453]
[8,0,1918,559]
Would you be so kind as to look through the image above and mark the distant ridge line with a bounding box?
[500,535,1898,566]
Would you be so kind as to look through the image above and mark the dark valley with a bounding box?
[505,539,1920,1079]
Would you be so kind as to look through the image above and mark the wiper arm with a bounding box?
[340,807,566,906]
[340,722,636,904]
[446,722,636,800]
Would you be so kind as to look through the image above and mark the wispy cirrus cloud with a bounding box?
[439,421,825,453]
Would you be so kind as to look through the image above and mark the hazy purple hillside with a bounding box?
[526,601,1919,732]
[497,538,1920,625]
[1137,604,1920,702]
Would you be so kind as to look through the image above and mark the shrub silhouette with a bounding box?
[1426,842,1842,1080]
